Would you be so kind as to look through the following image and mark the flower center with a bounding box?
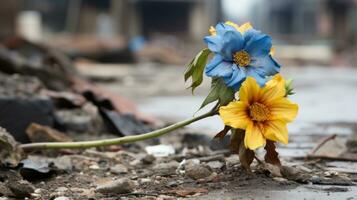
[233,50,250,67]
[249,102,270,122]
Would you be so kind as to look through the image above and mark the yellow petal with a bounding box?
[259,74,286,104]
[238,22,253,33]
[224,21,240,31]
[219,101,250,129]
[209,26,216,36]
[269,46,275,56]
[264,120,289,144]
[239,77,260,104]
[245,122,266,150]
[269,98,298,122]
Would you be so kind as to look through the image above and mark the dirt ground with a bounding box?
[2,64,357,200]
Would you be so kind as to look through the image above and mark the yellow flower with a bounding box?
[219,74,298,150]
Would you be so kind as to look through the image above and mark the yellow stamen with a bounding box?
[249,102,270,122]
[233,51,251,67]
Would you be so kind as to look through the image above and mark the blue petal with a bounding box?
[215,22,236,35]
[250,55,280,76]
[205,54,223,72]
[246,66,266,87]
[221,31,244,61]
[244,31,272,58]
[204,35,223,53]
[242,29,261,42]
[206,58,234,78]
[223,65,246,90]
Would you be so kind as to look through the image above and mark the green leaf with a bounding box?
[285,79,295,96]
[199,78,234,110]
[184,48,211,93]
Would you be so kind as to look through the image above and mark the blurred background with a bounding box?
[1,0,356,66]
[0,0,357,136]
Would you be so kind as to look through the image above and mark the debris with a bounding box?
[96,178,135,194]
[185,164,212,180]
[0,36,77,91]
[153,161,179,176]
[280,166,310,183]
[19,157,55,181]
[110,164,128,174]
[0,127,23,166]
[26,123,72,143]
[206,161,225,170]
[262,163,282,177]
[0,74,55,143]
[307,135,357,161]
[43,90,86,108]
[6,180,35,198]
[54,197,70,200]
[166,187,208,197]
[141,154,156,164]
[225,155,239,166]
[145,144,175,157]
[55,103,105,134]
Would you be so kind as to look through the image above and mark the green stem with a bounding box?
[20,110,215,151]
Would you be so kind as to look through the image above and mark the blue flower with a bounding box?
[204,22,280,91]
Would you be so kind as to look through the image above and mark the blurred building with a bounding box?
[14,0,221,41]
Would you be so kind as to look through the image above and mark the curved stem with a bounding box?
[20,110,215,151]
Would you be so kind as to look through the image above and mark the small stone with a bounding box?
[139,178,151,184]
[225,155,239,166]
[206,161,225,170]
[311,175,321,183]
[184,159,200,168]
[273,177,288,182]
[7,179,35,198]
[145,145,175,157]
[153,161,179,176]
[54,197,70,200]
[96,178,135,194]
[110,164,128,174]
[34,188,42,194]
[129,159,141,166]
[185,164,212,180]
[166,180,178,187]
[55,187,69,196]
[89,164,100,170]
[141,155,156,164]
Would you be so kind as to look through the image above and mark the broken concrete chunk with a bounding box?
[0,97,54,143]
[25,123,72,143]
[54,103,105,134]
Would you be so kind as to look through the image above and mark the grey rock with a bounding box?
[153,161,179,176]
[185,164,212,180]
[96,178,135,194]
[206,161,225,170]
[141,154,156,164]
[110,164,128,174]
[225,155,239,166]
[7,180,35,198]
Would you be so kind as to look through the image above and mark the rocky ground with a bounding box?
[1,63,357,200]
